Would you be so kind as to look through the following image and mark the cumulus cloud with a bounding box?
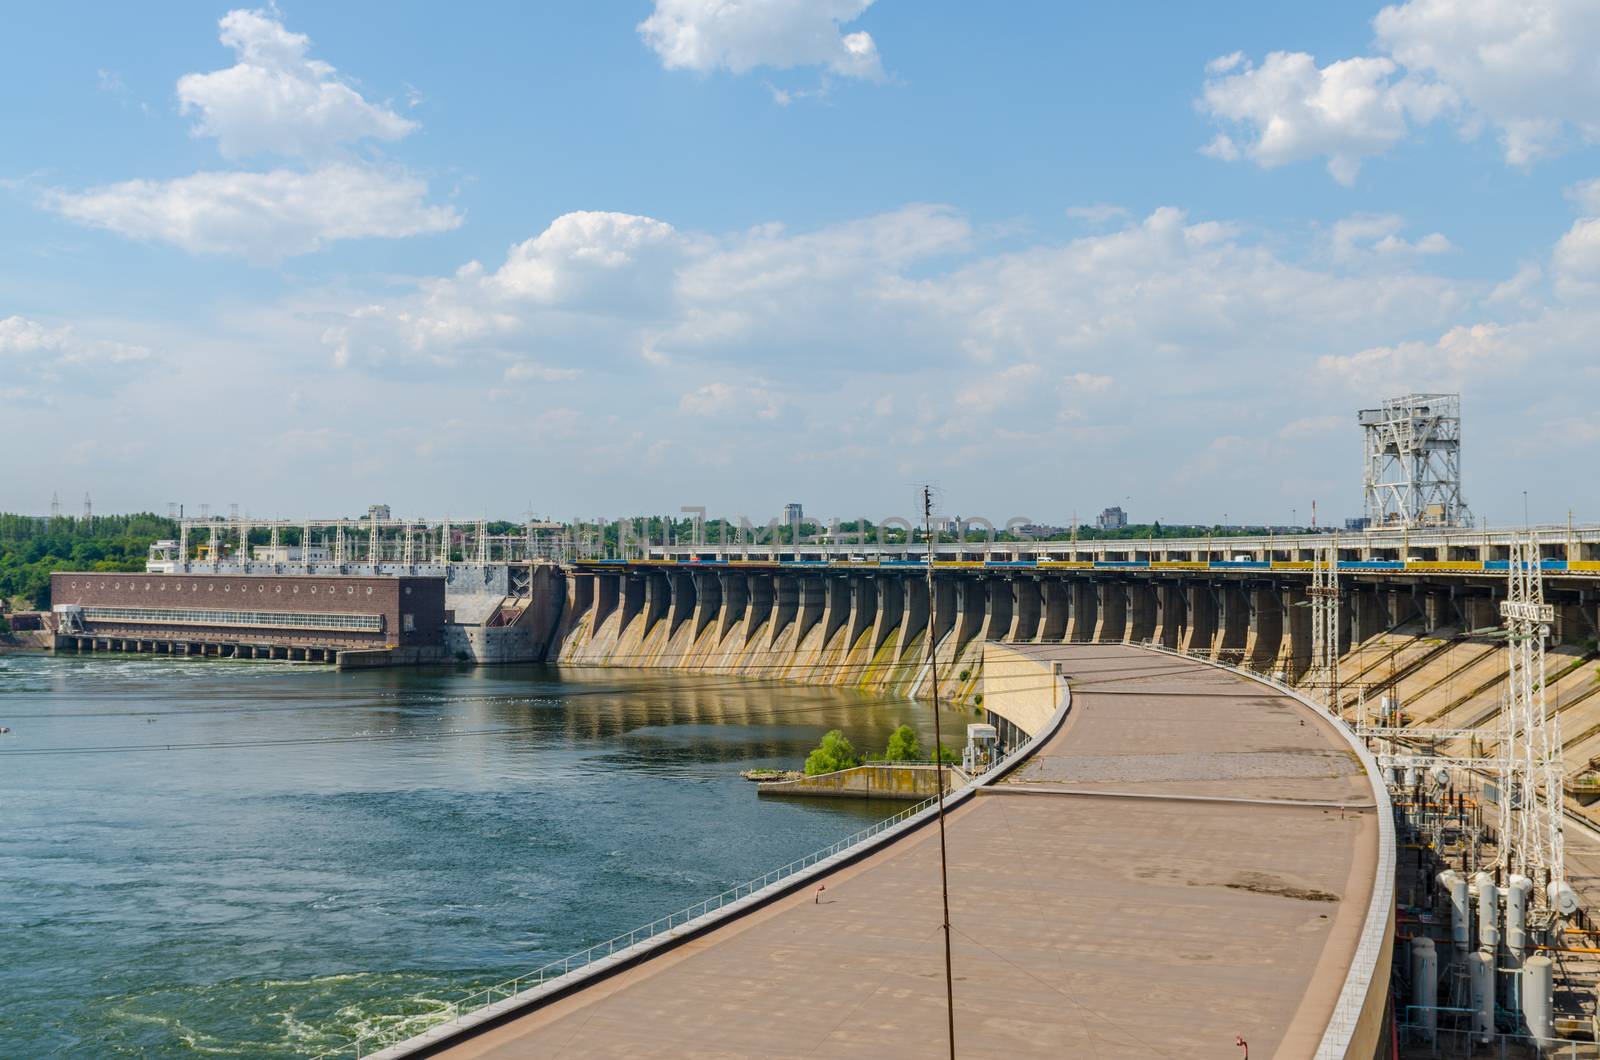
[1328,214,1452,262]
[1201,0,1600,180]
[0,315,154,399]
[46,9,449,262]
[323,204,971,370]
[638,0,882,79]
[1199,51,1451,184]
[46,164,460,262]
[1316,322,1519,389]
[178,7,415,159]
[1374,0,1600,166]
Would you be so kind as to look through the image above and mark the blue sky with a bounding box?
[4,0,1598,527]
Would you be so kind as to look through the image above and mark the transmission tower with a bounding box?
[50,491,61,519]
[83,492,92,520]
[1498,533,1563,900]
[1357,393,1470,528]
[1308,538,1341,712]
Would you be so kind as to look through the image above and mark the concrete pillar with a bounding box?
[932,578,957,648]
[619,574,645,635]
[668,572,697,637]
[1180,581,1216,655]
[1092,581,1126,643]
[1276,585,1312,679]
[1126,582,1157,643]
[745,573,774,643]
[793,575,825,645]
[871,574,903,653]
[1244,586,1283,671]
[1354,589,1385,642]
[821,576,852,646]
[953,579,985,654]
[716,571,747,640]
[894,576,930,662]
[1066,580,1097,643]
[846,575,877,649]
[642,571,669,638]
[593,573,620,631]
[1421,588,1450,631]
[1153,582,1184,649]
[1039,580,1069,642]
[1459,591,1496,633]
[1009,579,1041,642]
[770,575,800,645]
[984,578,1013,642]
[1212,583,1250,662]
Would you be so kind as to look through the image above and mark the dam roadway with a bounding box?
[379,644,1390,1060]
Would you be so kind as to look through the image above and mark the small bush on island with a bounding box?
[804,730,859,775]
[883,724,920,762]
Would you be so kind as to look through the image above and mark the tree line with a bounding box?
[0,513,176,610]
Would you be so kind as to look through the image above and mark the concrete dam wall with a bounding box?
[550,563,1600,702]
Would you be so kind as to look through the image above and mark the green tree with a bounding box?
[932,743,959,765]
[804,729,859,776]
[883,724,920,762]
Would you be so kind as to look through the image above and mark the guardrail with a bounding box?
[311,668,1073,1060]
[310,794,940,1059]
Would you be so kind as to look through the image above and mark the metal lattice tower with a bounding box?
[1308,539,1341,712]
[1358,393,1469,528]
[1498,534,1563,896]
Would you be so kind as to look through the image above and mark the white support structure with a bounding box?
[1498,533,1564,901]
[1358,393,1469,529]
[1309,538,1341,712]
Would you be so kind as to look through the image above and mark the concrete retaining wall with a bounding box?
[756,763,962,800]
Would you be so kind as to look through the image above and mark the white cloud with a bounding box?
[47,9,449,264]
[638,0,882,79]
[1316,322,1519,388]
[1199,51,1451,184]
[323,204,970,370]
[1328,214,1452,262]
[178,7,415,159]
[678,381,783,420]
[0,315,154,399]
[1374,0,1600,166]
[46,164,460,262]
[1569,178,1600,215]
[1202,0,1600,180]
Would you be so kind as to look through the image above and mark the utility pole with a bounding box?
[923,485,956,1060]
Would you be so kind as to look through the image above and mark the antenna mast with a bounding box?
[923,485,956,1059]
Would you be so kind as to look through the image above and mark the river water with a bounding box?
[0,654,961,1058]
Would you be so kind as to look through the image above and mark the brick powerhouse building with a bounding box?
[50,572,445,661]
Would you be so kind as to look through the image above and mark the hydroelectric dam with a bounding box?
[35,515,1600,1056]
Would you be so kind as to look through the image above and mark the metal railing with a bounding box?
[311,793,943,1059]
[311,659,1076,1060]
[1398,1022,1599,1058]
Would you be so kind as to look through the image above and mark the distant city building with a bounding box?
[368,504,392,521]
[1096,506,1128,531]
[783,503,803,525]
[1345,517,1370,531]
